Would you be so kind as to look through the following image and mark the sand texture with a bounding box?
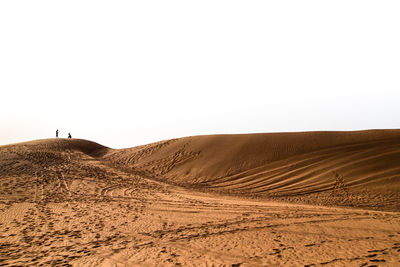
[1,130,400,266]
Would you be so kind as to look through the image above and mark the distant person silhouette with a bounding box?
[56,129,59,138]
[68,133,72,139]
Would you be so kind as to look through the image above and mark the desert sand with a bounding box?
[1,130,400,266]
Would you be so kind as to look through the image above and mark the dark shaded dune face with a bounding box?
[203,138,400,192]
[105,130,400,210]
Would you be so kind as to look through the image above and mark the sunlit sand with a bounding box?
[1,130,400,266]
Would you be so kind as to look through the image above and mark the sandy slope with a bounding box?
[105,130,400,211]
[1,131,400,266]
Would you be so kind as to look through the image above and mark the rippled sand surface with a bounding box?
[1,132,400,266]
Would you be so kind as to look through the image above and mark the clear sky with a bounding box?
[1,1,399,148]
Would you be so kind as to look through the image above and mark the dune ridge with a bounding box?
[2,130,400,211]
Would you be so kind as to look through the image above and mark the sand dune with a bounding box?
[105,130,400,211]
[1,131,400,266]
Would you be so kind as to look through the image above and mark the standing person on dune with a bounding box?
[56,129,59,138]
[68,133,72,139]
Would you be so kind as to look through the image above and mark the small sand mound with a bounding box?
[1,138,109,157]
[0,139,110,179]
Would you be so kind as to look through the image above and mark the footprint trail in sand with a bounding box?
[1,133,400,266]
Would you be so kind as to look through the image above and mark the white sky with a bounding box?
[1,1,399,148]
